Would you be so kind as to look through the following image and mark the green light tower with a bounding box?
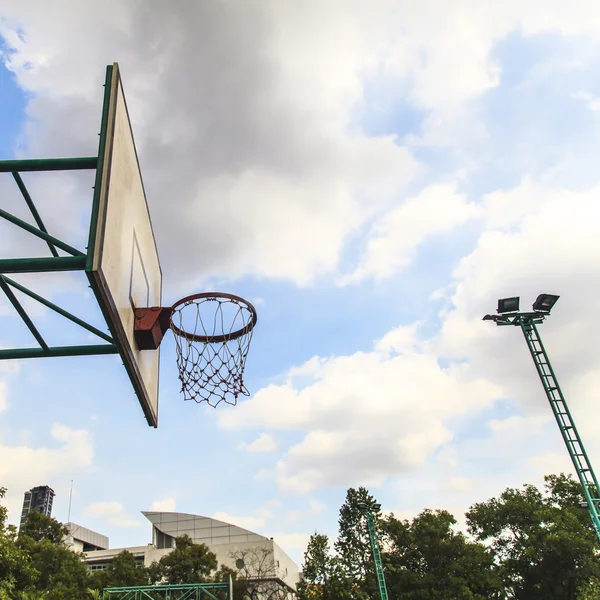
[483,294,600,541]
[357,502,389,600]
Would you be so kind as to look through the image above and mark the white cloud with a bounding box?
[150,498,177,512]
[270,532,311,555]
[0,381,7,414]
[239,433,277,453]
[441,477,473,493]
[6,2,600,288]
[82,500,141,528]
[527,452,573,475]
[212,511,267,533]
[0,1,419,289]
[83,501,124,518]
[571,90,600,112]
[340,183,482,284]
[0,423,93,523]
[109,516,141,528]
[220,329,501,493]
[438,179,600,423]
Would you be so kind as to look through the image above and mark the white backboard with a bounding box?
[88,63,161,427]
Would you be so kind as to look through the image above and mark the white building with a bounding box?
[65,522,108,552]
[83,511,299,595]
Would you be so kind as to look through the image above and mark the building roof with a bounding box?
[142,511,270,546]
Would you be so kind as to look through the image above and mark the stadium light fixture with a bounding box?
[532,293,559,312]
[497,297,520,313]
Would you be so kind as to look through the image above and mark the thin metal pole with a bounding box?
[0,207,83,256]
[0,157,97,172]
[0,344,118,359]
[67,480,73,522]
[363,511,390,600]
[2,275,113,343]
[0,275,48,350]
[0,256,87,273]
[11,172,59,257]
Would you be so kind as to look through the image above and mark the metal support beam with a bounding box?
[0,207,84,256]
[0,345,118,359]
[102,582,230,600]
[12,172,59,257]
[0,276,48,350]
[0,157,97,172]
[2,275,113,344]
[0,256,87,273]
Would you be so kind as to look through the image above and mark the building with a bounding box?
[65,522,109,552]
[84,511,299,595]
[20,485,55,529]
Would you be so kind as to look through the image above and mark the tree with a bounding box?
[0,487,37,599]
[381,508,502,600]
[230,546,293,600]
[297,533,357,600]
[88,550,150,591]
[334,487,380,599]
[466,473,600,600]
[17,511,89,600]
[149,534,217,584]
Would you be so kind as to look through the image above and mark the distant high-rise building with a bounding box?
[20,485,55,529]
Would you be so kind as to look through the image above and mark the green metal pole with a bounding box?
[0,256,87,273]
[0,345,118,359]
[361,510,389,600]
[0,157,97,172]
[0,207,84,256]
[0,276,48,350]
[11,172,59,257]
[1,275,113,344]
[519,317,600,541]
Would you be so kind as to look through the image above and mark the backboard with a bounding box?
[88,63,161,428]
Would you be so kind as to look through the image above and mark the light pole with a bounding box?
[483,294,600,541]
[357,503,389,600]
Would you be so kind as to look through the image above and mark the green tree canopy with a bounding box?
[88,549,150,591]
[17,511,89,600]
[381,508,502,600]
[298,532,359,600]
[149,534,218,584]
[466,473,600,600]
[334,486,380,598]
[0,487,37,600]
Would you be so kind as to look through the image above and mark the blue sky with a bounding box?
[3,1,600,567]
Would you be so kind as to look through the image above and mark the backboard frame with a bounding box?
[87,63,162,428]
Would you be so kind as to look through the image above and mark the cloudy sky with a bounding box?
[2,0,600,566]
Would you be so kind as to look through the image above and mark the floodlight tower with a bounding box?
[357,503,389,600]
[483,294,600,541]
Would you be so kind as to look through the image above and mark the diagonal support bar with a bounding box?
[2,275,113,344]
[0,344,118,359]
[0,256,86,273]
[12,171,59,257]
[0,275,48,350]
[0,207,84,256]
[0,157,97,172]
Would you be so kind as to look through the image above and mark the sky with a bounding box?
[2,0,600,568]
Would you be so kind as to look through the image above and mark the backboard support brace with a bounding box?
[134,307,171,350]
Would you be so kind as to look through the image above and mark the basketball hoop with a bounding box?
[169,292,257,407]
[133,292,257,408]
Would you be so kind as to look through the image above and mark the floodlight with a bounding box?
[497,297,520,314]
[532,294,559,312]
[482,314,496,321]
